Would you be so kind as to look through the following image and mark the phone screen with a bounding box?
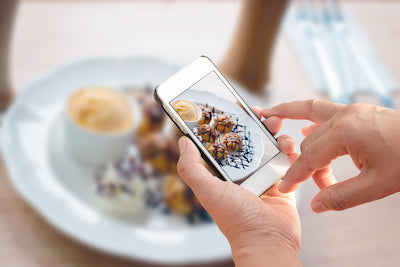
[170,71,280,183]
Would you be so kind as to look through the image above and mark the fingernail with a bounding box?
[178,137,187,153]
[312,200,328,213]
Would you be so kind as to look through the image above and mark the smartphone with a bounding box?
[154,56,290,196]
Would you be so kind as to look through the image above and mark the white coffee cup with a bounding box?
[63,90,141,166]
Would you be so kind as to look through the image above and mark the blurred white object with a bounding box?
[284,0,398,107]
[296,0,351,104]
[1,56,231,264]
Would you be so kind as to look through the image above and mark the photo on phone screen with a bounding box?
[170,71,280,183]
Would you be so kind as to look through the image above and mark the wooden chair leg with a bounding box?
[0,0,18,110]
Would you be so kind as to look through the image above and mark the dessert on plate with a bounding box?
[206,142,228,161]
[197,124,218,143]
[198,105,213,125]
[93,156,163,216]
[222,132,242,152]
[214,114,234,133]
[138,131,179,174]
[129,89,165,137]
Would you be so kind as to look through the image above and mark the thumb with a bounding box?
[311,170,389,213]
[177,137,226,207]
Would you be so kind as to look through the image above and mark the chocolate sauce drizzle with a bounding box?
[225,123,255,169]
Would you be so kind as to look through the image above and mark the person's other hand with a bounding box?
[177,107,301,266]
[262,99,400,213]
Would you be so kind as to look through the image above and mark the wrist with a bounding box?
[230,232,301,267]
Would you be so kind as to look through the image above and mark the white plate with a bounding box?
[1,56,231,264]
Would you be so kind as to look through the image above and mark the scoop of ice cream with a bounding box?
[68,87,133,133]
[93,152,163,216]
[172,100,199,121]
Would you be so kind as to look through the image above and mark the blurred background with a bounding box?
[1,0,400,266]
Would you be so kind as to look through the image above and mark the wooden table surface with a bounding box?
[1,1,400,266]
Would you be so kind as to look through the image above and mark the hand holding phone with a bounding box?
[155,56,302,265]
[155,56,291,196]
[176,121,301,267]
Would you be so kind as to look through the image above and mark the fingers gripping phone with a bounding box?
[154,56,290,196]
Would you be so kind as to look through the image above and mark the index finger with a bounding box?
[278,130,347,193]
[252,106,283,135]
[262,99,344,124]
